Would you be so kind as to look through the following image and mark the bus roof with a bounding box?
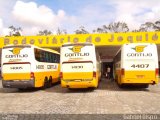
[3,44,31,49]
[62,42,94,47]
[3,44,60,54]
[123,43,156,46]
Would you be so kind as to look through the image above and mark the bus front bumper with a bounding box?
[2,79,35,88]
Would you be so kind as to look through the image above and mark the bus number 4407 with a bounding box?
[131,64,149,68]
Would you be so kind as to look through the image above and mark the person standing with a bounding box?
[107,66,111,79]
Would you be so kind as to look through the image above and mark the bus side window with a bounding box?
[45,52,49,62]
[53,54,56,63]
[54,54,60,63]
[40,51,45,62]
[35,48,41,62]
[50,54,53,63]
[51,54,56,63]
[56,55,60,63]
[48,52,52,63]
[51,54,54,63]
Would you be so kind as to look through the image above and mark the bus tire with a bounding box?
[48,76,53,88]
[18,88,26,91]
[141,84,149,88]
[117,81,124,88]
[89,86,97,90]
[118,84,124,88]
[96,82,100,88]
[43,77,49,89]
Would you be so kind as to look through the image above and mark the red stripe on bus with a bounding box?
[3,62,31,65]
[62,61,93,64]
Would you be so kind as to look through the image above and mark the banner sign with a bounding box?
[0,32,160,48]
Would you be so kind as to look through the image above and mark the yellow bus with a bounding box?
[113,43,159,88]
[60,43,101,89]
[1,44,60,89]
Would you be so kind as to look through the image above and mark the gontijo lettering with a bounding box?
[5,54,28,58]
[127,45,152,57]
[127,53,152,57]
[65,53,89,57]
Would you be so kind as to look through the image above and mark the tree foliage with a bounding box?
[6,19,160,37]
[37,30,52,36]
[75,26,89,34]
[107,22,129,33]
[93,22,129,33]
[7,25,22,36]
[37,28,67,36]
[133,20,160,32]
[56,28,67,35]
[139,22,157,32]
[155,20,160,30]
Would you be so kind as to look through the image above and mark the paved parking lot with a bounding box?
[0,78,160,119]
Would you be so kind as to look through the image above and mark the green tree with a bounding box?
[75,26,89,34]
[37,30,52,36]
[93,22,129,33]
[93,27,105,33]
[106,22,129,33]
[132,29,140,32]
[139,22,157,32]
[8,25,22,36]
[154,20,160,31]
[57,28,67,35]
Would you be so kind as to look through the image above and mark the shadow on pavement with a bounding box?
[98,78,150,92]
[0,78,151,93]
[0,80,40,93]
[0,87,40,93]
[44,77,150,93]
[44,83,95,93]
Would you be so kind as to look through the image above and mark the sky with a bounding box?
[0,0,160,36]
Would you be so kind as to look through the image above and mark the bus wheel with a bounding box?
[43,77,49,89]
[141,84,149,88]
[18,88,26,91]
[117,82,124,88]
[96,82,100,88]
[48,76,53,88]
